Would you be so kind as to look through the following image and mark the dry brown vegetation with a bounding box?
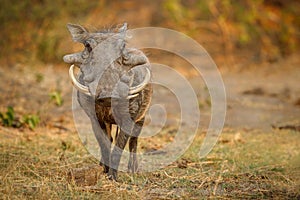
[0,126,299,199]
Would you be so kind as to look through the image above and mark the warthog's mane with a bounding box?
[92,23,127,34]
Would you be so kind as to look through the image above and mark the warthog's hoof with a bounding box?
[107,169,118,181]
[99,161,110,174]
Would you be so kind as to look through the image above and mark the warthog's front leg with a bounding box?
[86,117,112,174]
[77,92,112,174]
[98,122,112,174]
[108,129,130,180]
[128,118,144,173]
[108,99,135,180]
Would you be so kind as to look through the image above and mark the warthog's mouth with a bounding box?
[68,64,151,99]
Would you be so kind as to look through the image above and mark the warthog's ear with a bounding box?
[67,23,88,43]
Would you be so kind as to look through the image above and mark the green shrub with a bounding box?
[21,114,40,130]
[0,106,16,127]
[0,106,40,130]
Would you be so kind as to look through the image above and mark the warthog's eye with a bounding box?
[84,42,92,53]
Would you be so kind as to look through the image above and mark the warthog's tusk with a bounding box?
[126,93,139,99]
[69,64,92,96]
[129,67,151,95]
[69,65,150,99]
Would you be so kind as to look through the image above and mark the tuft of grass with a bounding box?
[35,73,44,84]
[49,91,64,107]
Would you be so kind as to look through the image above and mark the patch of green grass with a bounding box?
[0,106,40,129]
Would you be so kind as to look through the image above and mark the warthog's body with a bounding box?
[63,23,152,180]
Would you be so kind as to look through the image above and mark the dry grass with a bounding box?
[0,125,299,199]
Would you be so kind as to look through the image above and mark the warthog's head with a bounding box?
[63,23,150,99]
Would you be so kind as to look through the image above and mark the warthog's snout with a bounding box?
[63,52,83,64]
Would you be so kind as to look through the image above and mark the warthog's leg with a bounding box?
[98,122,112,174]
[108,129,130,180]
[128,118,144,173]
[77,92,112,174]
[108,98,134,180]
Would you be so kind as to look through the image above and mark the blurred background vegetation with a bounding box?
[0,0,299,67]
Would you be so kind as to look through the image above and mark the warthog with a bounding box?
[63,23,152,180]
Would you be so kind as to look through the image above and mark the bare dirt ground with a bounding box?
[223,54,300,130]
[0,53,299,198]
